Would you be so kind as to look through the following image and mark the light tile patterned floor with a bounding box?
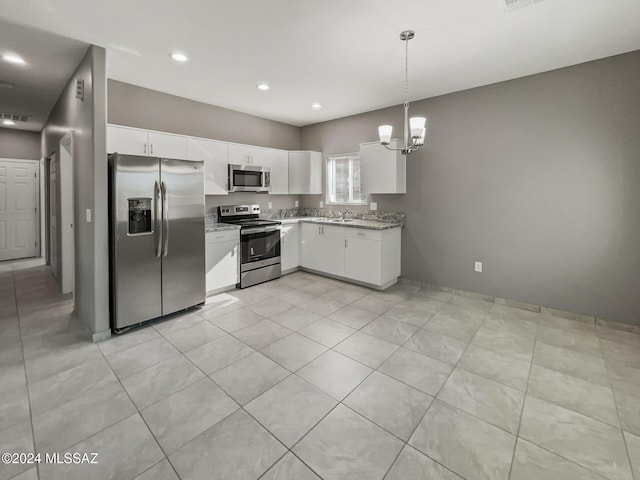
[2,260,640,479]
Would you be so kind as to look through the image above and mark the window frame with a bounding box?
[325,153,367,206]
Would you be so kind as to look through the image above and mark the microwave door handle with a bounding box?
[154,181,162,258]
[162,181,169,257]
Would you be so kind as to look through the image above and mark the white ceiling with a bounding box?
[0,21,88,131]
[1,0,640,128]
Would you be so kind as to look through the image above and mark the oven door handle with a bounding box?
[240,226,281,236]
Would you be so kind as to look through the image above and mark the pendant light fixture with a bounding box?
[378,30,426,155]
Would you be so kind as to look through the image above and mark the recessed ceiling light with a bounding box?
[2,119,16,126]
[170,52,189,62]
[257,83,270,91]
[2,54,25,65]
[311,103,322,110]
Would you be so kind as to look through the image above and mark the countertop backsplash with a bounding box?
[262,208,406,226]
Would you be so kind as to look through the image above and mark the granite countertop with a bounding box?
[205,222,241,233]
[280,217,402,230]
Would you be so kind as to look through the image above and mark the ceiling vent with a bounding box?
[0,81,15,89]
[503,0,544,13]
[0,112,31,123]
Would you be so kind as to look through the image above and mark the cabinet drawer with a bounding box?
[345,228,381,241]
[206,230,239,244]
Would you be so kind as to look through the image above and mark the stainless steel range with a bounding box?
[218,204,281,288]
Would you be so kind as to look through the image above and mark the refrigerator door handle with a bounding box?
[162,181,169,257]
[154,181,162,258]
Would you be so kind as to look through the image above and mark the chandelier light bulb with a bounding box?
[410,117,426,138]
[378,125,393,145]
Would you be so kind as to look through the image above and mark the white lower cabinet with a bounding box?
[205,230,239,294]
[300,222,401,288]
[301,223,345,277]
[281,223,300,273]
[344,228,401,287]
[345,236,381,285]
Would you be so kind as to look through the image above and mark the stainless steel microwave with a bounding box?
[228,164,271,192]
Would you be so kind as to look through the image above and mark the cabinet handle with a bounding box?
[144,143,147,154]
[150,144,154,155]
[357,232,365,237]
[345,239,348,248]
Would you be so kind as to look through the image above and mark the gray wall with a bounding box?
[108,80,302,212]
[42,45,109,337]
[300,50,640,325]
[0,128,41,159]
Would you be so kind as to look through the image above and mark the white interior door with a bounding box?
[59,133,74,294]
[0,159,38,262]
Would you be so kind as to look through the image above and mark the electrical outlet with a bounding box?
[474,261,483,273]
[86,209,92,223]
[370,202,378,211]
[319,200,324,208]
[294,200,299,207]
[268,201,272,209]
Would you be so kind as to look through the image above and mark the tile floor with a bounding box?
[1,260,640,479]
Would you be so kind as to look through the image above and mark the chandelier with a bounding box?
[378,30,426,155]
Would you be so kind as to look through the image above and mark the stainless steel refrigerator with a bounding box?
[109,153,205,331]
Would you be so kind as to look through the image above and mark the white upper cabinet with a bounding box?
[228,144,289,194]
[107,125,187,160]
[360,139,406,194]
[148,131,187,159]
[107,125,148,156]
[187,138,229,195]
[261,148,289,195]
[288,151,322,194]
[228,144,260,166]
[109,124,293,194]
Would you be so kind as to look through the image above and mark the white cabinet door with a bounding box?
[301,223,322,271]
[148,131,187,159]
[262,148,289,194]
[281,224,300,272]
[289,151,322,194]
[301,223,344,276]
[228,144,259,166]
[360,139,406,194]
[107,125,148,156]
[320,224,345,277]
[187,138,229,195]
[206,239,239,293]
[345,237,382,285]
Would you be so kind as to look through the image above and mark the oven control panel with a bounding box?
[219,204,261,217]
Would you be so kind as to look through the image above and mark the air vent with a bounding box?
[0,81,14,89]
[503,0,544,13]
[76,79,84,101]
[0,112,31,122]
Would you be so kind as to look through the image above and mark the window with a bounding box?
[326,154,367,205]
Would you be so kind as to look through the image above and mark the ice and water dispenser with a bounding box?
[128,198,152,234]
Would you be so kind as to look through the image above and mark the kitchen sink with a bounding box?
[328,218,354,223]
